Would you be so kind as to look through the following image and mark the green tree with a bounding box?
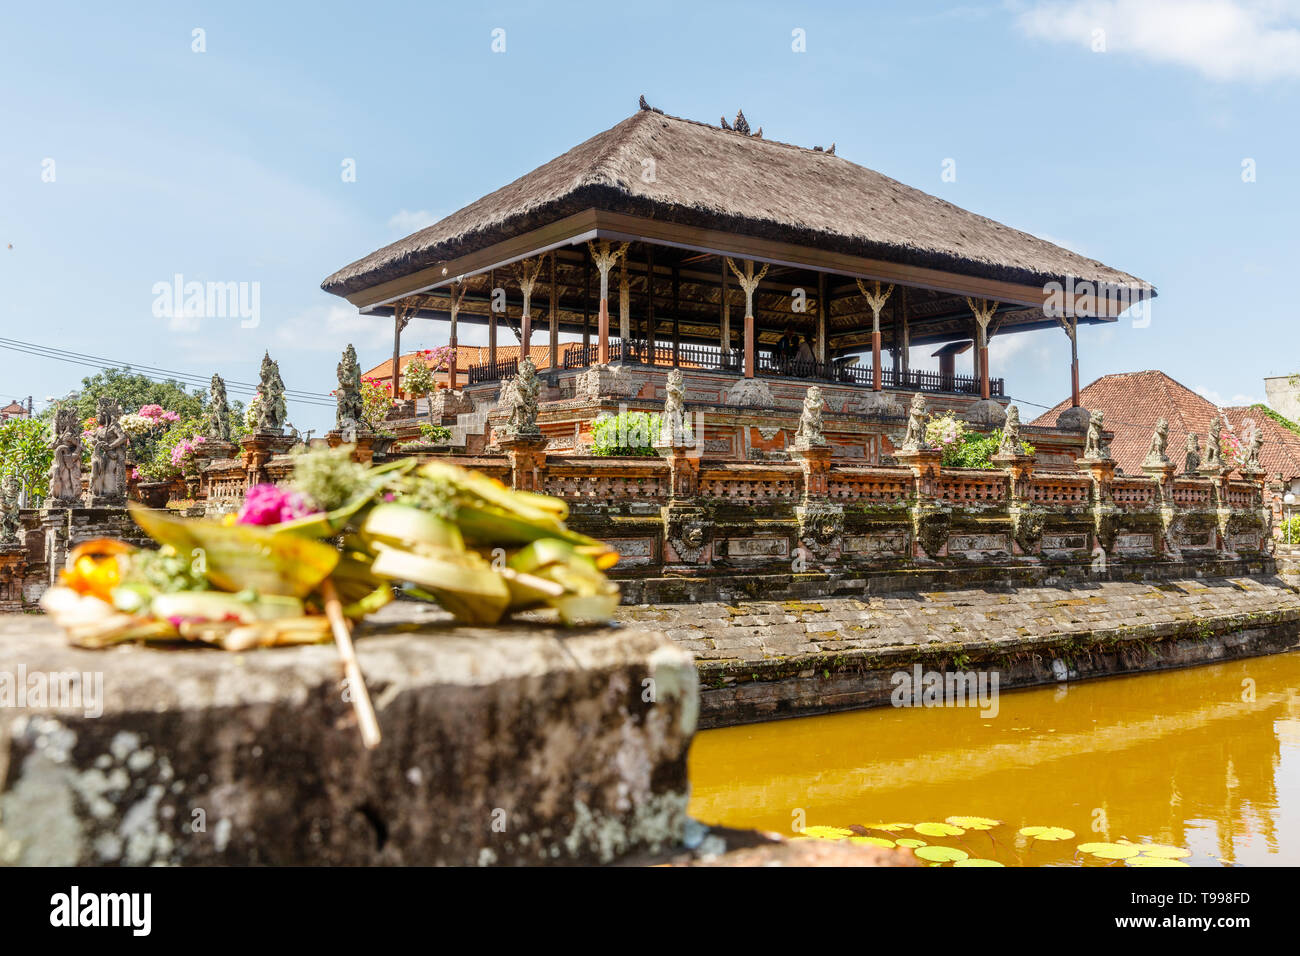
[58,367,205,421]
[0,417,52,498]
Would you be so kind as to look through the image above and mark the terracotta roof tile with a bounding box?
[1029,370,1300,478]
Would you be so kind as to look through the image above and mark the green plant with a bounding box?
[1280,515,1300,545]
[419,422,451,444]
[0,417,52,498]
[590,411,661,457]
[137,417,207,482]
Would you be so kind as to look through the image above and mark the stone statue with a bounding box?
[997,404,1022,457]
[335,344,365,432]
[205,373,232,441]
[1083,409,1109,460]
[502,357,541,438]
[793,385,827,450]
[901,393,930,452]
[1244,425,1264,473]
[1204,416,1223,469]
[47,405,83,505]
[89,397,129,503]
[658,368,690,447]
[1183,433,1201,475]
[0,473,20,545]
[1143,417,1169,467]
[256,351,287,434]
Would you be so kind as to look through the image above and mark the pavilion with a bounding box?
[322,102,1154,419]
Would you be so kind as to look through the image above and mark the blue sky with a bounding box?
[3,0,1298,432]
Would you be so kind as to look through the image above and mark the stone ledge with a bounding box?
[0,606,698,866]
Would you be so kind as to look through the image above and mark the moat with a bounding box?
[689,650,1300,866]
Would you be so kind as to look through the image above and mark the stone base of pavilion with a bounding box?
[421,362,1090,467]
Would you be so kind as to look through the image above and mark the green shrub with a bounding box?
[591,411,661,457]
[419,422,451,444]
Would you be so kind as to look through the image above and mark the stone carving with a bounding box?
[1183,433,1201,475]
[657,369,691,447]
[997,404,1022,457]
[1057,405,1091,432]
[1142,417,1169,467]
[797,503,843,557]
[1083,409,1110,460]
[256,352,287,434]
[725,377,774,408]
[901,393,931,452]
[0,473,20,545]
[335,344,365,432]
[1011,506,1046,554]
[851,391,903,418]
[793,386,826,451]
[914,509,949,558]
[1203,416,1223,470]
[964,399,1007,426]
[575,363,639,402]
[1243,424,1264,474]
[665,507,709,563]
[500,357,541,439]
[47,405,83,505]
[206,373,232,442]
[89,397,129,504]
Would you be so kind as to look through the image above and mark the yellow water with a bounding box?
[688,651,1300,866]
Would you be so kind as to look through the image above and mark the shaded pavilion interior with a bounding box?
[322,105,1155,408]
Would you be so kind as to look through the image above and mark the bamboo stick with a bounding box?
[321,578,381,749]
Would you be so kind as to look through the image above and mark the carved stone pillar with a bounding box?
[655,445,700,500]
[499,435,549,492]
[791,444,833,501]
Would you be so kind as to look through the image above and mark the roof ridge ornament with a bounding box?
[638,94,663,114]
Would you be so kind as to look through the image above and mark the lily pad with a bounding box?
[1019,826,1075,841]
[1134,844,1192,859]
[913,845,969,863]
[848,836,896,848]
[946,816,1001,830]
[1077,842,1140,859]
[1126,856,1191,867]
[953,858,1004,867]
[895,838,927,849]
[915,822,965,837]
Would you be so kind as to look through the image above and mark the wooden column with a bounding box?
[857,280,894,393]
[392,302,412,398]
[967,297,999,401]
[447,281,467,390]
[582,255,591,354]
[1069,315,1080,407]
[671,264,680,367]
[587,241,626,366]
[548,252,559,377]
[646,246,656,366]
[816,272,829,376]
[517,257,543,359]
[726,258,768,379]
[487,269,498,367]
[720,259,731,359]
[900,286,910,378]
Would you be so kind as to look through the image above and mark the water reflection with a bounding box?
[688,651,1300,866]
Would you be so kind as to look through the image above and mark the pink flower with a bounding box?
[139,404,165,420]
[161,410,180,423]
[236,484,319,526]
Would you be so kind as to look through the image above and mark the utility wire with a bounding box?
[0,338,336,407]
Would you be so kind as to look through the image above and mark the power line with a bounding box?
[0,338,336,408]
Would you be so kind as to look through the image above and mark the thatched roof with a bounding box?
[322,109,1153,299]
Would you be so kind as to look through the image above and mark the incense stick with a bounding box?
[321,578,381,749]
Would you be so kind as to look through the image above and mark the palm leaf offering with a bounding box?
[43,451,620,641]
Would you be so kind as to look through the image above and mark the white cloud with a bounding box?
[387,209,442,234]
[1014,0,1300,82]
[1194,384,1264,407]
[272,302,394,353]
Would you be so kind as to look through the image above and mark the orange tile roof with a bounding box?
[1030,370,1300,479]
[363,343,582,381]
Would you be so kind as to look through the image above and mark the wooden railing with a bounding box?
[467,357,519,385]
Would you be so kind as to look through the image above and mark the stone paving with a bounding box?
[617,576,1300,665]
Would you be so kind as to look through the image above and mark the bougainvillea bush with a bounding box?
[925,411,1034,469]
